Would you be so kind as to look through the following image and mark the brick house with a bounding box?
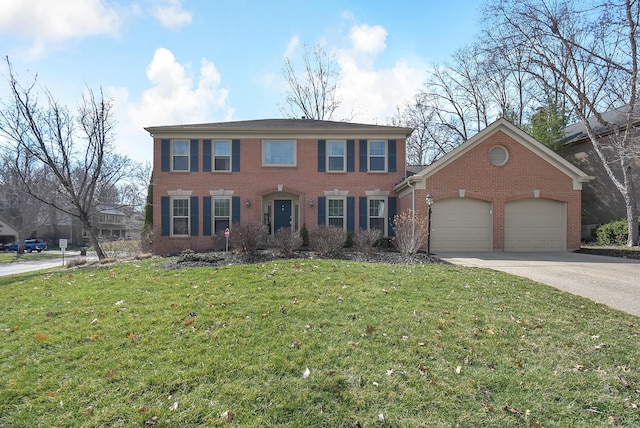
[558,105,640,237]
[396,119,592,252]
[145,119,412,255]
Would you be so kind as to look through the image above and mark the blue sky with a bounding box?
[0,0,483,165]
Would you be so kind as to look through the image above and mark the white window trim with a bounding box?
[212,197,232,236]
[368,140,387,172]
[171,196,190,237]
[326,196,347,230]
[327,140,346,172]
[171,140,191,172]
[213,140,232,172]
[262,139,297,167]
[367,196,388,236]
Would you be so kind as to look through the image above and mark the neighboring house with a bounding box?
[397,119,592,252]
[0,216,18,245]
[558,105,640,236]
[145,119,412,255]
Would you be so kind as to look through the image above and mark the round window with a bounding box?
[489,146,509,166]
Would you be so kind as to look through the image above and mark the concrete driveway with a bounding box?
[436,251,640,317]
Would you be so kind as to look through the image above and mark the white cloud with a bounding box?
[117,48,233,163]
[284,35,300,59]
[334,24,425,124]
[349,24,387,54]
[150,0,192,29]
[0,0,124,58]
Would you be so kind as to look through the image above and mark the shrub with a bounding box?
[230,221,267,254]
[299,224,310,247]
[392,210,428,255]
[594,218,639,245]
[309,225,347,255]
[274,228,303,255]
[353,228,382,254]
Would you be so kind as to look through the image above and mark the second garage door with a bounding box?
[504,198,566,251]
[431,198,493,252]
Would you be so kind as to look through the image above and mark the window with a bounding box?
[369,198,386,233]
[369,141,386,171]
[327,141,345,172]
[172,197,189,236]
[213,198,231,235]
[172,140,190,171]
[489,145,509,166]
[328,198,345,229]
[214,140,231,171]
[263,140,296,166]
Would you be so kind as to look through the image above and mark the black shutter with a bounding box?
[387,196,397,236]
[232,140,241,172]
[190,196,199,236]
[347,140,355,172]
[232,196,240,225]
[388,140,396,172]
[161,139,170,172]
[203,140,211,172]
[161,196,170,236]
[359,196,368,230]
[318,140,326,172]
[359,140,368,172]
[190,140,199,172]
[317,197,326,226]
[203,196,212,236]
[347,197,355,232]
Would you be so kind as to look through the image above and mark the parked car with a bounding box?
[6,239,48,253]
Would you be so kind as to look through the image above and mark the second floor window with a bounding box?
[369,141,386,172]
[214,141,231,171]
[263,140,296,166]
[173,140,190,171]
[328,141,345,171]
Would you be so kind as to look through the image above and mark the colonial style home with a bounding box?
[145,119,412,254]
[559,105,640,237]
[395,119,593,252]
[147,118,592,255]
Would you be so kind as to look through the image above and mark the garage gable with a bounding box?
[395,118,592,252]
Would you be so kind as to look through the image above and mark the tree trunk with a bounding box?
[621,161,639,246]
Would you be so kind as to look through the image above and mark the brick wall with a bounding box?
[152,137,406,254]
[399,130,584,251]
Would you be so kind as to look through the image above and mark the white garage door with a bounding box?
[504,198,566,252]
[431,198,493,252]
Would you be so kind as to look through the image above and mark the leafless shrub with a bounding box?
[309,225,347,255]
[353,228,382,254]
[66,258,87,268]
[134,253,153,260]
[230,221,267,254]
[392,210,428,255]
[274,228,303,255]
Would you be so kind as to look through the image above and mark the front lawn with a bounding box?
[1,258,638,427]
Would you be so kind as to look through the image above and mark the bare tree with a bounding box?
[0,58,135,259]
[281,43,342,120]
[482,0,640,246]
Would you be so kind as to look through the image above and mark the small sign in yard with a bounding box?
[59,239,68,265]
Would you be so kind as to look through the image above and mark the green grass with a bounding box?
[1,258,638,427]
[0,251,62,264]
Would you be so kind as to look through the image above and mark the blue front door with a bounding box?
[274,200,292,231]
